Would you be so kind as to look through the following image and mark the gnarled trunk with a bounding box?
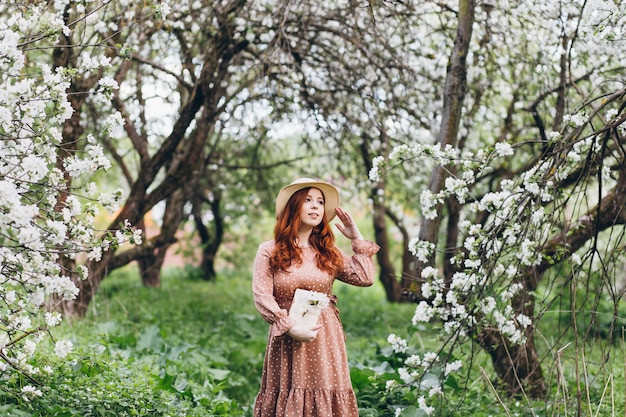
[192,187,224,281]
[139,188,188,287]
[477,324,546,398]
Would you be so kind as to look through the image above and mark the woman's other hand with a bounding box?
[287,323,322,342]
[334,207,364,241]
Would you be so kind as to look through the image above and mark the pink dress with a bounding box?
[252,239,380,417]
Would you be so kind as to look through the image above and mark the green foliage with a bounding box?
[0,265,623,416]
[5,344,241,417]
[0,266,261,416]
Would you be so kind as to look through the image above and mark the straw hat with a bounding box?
[275,178,341,220]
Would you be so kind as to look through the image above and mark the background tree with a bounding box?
[55,0,263,315]
[54,0,435,315]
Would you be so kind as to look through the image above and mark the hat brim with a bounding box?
[275,178,340,221]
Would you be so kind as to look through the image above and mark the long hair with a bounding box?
[269,187,343,275]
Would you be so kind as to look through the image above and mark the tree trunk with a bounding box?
[476,323,546,398]
[358,134,404,301]
[476,131,626,398]
[138,187,188,287]
[405,0,540,399]
[372,199,403,301]
[50,6,111,316]
[200,247,217,281]
[415,0,475,266]
[60,89,209,316]
[58,266,100,318]
[443,194,462,285]
[192,186,224,281]
[56,2,252,316]
[137,248,166,288]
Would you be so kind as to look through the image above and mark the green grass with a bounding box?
[66,265,269,408]
[1,265,624,416]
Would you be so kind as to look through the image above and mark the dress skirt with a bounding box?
[254,302,358,417]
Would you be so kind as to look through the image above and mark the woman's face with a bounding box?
[299,188,325,229]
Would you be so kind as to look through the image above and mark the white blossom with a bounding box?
[494,142,514,157]
[28,289,45,306]
[46,220,68,245]
[421,352,438,368]
[388,333,408,354]
[97,189,124,212]
[45,311,63,327]
[480,297,496,316]
[54,340,73,358]
[531,207,544,224]
[444,360,463,376]
[21,154,48,182]
[21,385,43,400]
[421,282,433,299]
[88,245,103,262]
[132,228,143,245]
[548,131,562,140]
[386,380,398,393]
[23,340,37,356]
[156,2,172,18]
[405,354,421,368]
[605,108,618,120]
[421,266,438,280]
[445,176,469,203]
[400,367,420,384]
[409,238,435,263]
[412,301,435,324]
[103,112,125,139]
[517,314,532,328]
[564,112,587,127]
[418,396,435,415]
[369,156,385,182]
[464,258,481,269]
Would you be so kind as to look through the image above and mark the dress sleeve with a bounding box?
[336,239,380,287]
[252,241,294,337]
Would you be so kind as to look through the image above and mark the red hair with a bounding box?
[270,187,344,275]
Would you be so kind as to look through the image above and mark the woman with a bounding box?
[252,177,380,417]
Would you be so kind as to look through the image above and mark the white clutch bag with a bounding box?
[288,289,330,327]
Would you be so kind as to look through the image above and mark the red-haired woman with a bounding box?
[252,178,380,417]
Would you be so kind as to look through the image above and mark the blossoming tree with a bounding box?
[367,0,626,406]
[54,0,292,314]
[0,0,140,396]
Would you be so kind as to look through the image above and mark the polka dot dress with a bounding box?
[252,239,380,417]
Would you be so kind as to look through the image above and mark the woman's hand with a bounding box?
[335,207,364,241]
[287,323,322,342]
